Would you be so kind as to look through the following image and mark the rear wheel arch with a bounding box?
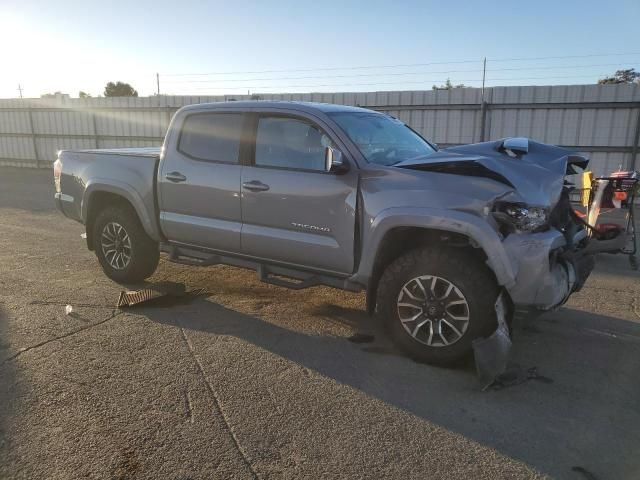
[91,202,160,283]
[82,183,158,250]
[84,191,139,251]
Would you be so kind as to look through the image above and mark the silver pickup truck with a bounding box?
[54,101,598,365]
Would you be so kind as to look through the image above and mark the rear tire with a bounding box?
[376,247,499,366]
[92,204,159,283]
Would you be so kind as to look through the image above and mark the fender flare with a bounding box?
[82,179,160,241]
[351,207,517,289]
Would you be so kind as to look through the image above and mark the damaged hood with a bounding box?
[394,138,588,208]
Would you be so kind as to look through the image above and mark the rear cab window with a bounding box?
[178,113,244,163]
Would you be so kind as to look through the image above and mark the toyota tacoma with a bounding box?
[53,101,599,365]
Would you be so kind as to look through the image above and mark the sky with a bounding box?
[1,0,639,98]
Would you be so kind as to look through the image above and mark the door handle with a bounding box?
[242,180,270,192]
[165,171,187,183]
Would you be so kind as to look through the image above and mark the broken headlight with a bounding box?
[492,202,549,233]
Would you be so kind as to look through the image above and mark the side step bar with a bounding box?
[256,265,321,290]
[161,243,362,292]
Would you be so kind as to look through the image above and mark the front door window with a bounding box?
[255,116,332,171]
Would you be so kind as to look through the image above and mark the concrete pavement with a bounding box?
[1,168,639,479]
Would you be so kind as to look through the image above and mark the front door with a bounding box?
[158,111,245,252]
[240,113,358,274]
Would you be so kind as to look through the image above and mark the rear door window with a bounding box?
[178,113,243,163]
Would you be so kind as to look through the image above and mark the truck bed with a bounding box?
[55,147,162,241]
[69,147,161,158]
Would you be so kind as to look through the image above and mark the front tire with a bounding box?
[92,204,159,283]
[376,247,499,366]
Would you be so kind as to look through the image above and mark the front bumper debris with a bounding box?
[502,229,593,310]
[472,292,512,389]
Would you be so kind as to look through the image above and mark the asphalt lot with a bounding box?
[1,168,639,479]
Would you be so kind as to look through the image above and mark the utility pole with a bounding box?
[17,84,23,98]
[479,58,488,142]
[156,73,160,95]
[481,57,486,103]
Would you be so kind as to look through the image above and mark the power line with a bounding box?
[161,52,640,77]
[161,62,639,84]
[161,60,482,77]
[174,73,613,92]
[163,68,484,83]
[489,52,640,63]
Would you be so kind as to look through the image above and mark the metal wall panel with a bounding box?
[1,84,638,177]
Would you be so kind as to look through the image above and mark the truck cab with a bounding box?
[158,102,361,276]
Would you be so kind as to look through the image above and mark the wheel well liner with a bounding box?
[84,192,135,250]
[365,226,493,315]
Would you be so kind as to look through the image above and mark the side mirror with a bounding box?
[325,146,348,173]
[502,137,529,155]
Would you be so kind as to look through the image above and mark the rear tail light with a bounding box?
[53,157,62,193]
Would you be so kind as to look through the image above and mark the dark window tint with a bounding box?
[178,113,243,163]
[255,117,331,171]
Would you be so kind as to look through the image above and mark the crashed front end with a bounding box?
[398,137,597,312]
[499,190,595,310]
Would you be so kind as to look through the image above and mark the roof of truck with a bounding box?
[181,100,376,114]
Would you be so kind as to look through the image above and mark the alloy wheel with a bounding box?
[396,275,470,347]
[101,222,132,270]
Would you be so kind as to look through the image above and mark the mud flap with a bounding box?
[472,292,512,390]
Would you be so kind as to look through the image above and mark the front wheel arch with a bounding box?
[376,245,500,365]
[365,226,494,316]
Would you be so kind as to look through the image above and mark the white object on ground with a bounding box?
[65,305,73,315]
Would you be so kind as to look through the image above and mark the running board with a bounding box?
[166,245,219,267]
[160,243,362,292]
[256,265,321,290]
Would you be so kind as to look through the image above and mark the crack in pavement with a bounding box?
[179,327,259,479]
[184,390,194,424]
[28,300,116,308]
[632,297,640,321]
[1,310,123,365]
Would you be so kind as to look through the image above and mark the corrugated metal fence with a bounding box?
[1,83,639,175]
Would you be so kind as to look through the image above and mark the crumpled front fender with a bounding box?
[354,207,588,312]
[351,207,518,288]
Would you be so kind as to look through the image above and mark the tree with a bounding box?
[79,91,91,98]
[432,78,468,90]
[598,68,640,85]
[104,81,138,97]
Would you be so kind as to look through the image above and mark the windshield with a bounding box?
[329,112,436,166]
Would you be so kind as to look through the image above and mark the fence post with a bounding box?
[26,106,39,168]
[92,110,99,148]
[479,101,488,142]
[630,103,640,171]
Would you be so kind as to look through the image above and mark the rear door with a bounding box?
[158,111,246,251]
[240,112,358,274]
